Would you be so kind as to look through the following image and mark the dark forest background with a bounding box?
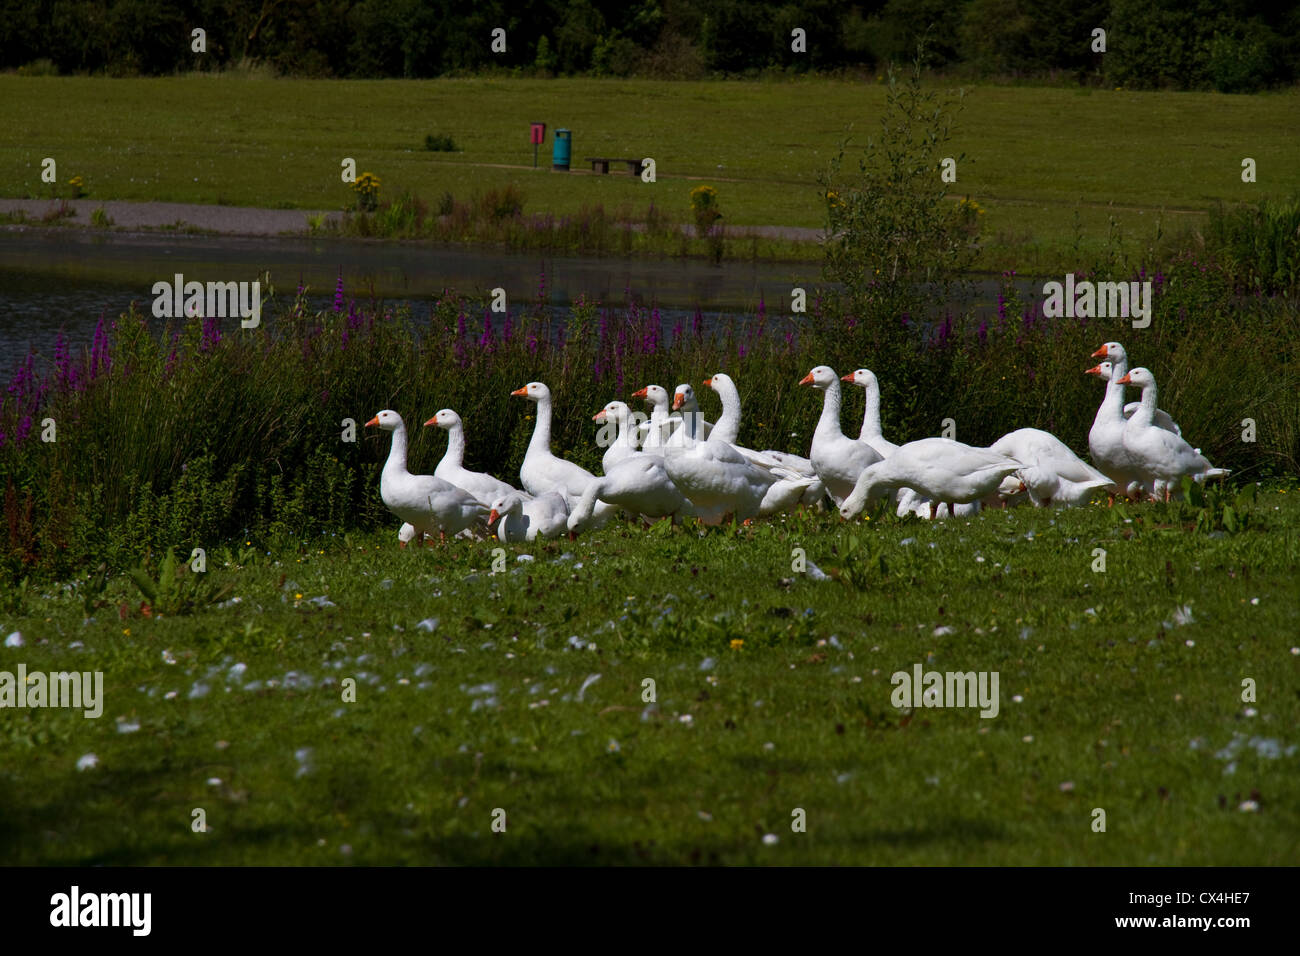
[2,0,1298,91]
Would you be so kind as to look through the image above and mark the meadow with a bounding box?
[3,75,1299,270]
[2,493,1298,865]
[2,70,1298,867]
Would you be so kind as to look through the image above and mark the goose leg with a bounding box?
[929,501,938,521]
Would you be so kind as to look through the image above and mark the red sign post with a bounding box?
[530,122,546,168]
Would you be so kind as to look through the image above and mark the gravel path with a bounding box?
[0,198,824,242]
[0,199,342,236]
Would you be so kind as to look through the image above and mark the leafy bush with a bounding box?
[1206,195,1300,295]
[424,133,457,152]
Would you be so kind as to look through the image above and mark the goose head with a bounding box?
[1114,367,1154,389]
[632,384,669,410]
[841,368,879,389]
[672,383,698,413]
[486,492,524,527]
[703,372,736,394]
[1084,361,1114,382]
[511,382,550,403]
[593,401,631,425]
[798,365,838,389]
[423,408,461,429]
[364,409,403,431]
[1090,341,1128,364]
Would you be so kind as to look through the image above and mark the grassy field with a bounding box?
[2,491,1297,865]
[3,75,1298,270]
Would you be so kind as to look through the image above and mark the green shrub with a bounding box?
[424,133,457,151]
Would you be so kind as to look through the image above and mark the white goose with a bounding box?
[425,409,519,505]
[1091,343,1182,434]
[568,455,695,533]
[511,381,599,504]
[703,373,821,491]
[488,491,570,542]
[1117,368,1229,501]
[988,427,1114,507]
[662,384,811,522]
[593,400,641,473]
[799,365,882,505]
[1086,362,1183,434]
[840,438,1022,520]
[842,368,901,458]
[634,383,711,448]
[366,410,486,541]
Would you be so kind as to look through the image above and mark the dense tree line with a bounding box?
[2,0,1297,91]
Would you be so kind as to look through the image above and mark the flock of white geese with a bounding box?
[364,340,1229,544]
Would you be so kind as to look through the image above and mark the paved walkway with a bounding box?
[0,198,825,242]
[0,199,343,236]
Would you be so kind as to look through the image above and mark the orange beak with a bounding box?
[1084,365,1102,377]
[840,372,855,382]
[364,416,379,427]
[593,410,607,422]
[1090,345,1109,358]
[510,386,528,397]
[672,393,684,411]
[631,387,649,399]
[422,415,437,426]
[702,377,713,388]
[488,509,499,525]
[798,372,815,386]
[1115,372,1132,385]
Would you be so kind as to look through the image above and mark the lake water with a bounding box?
[0,229,1022,373]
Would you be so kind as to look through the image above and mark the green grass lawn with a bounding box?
[3,76,1298,270]
[3,489,1297,865]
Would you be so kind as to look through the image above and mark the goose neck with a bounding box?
[815,378,844,438]
[529,395,553,454]
[385,422,409,476]
[443,422,466,468]
[861,379,883,439]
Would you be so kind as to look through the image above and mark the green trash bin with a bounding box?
[552,128,571,172]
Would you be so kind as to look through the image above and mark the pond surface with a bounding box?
[0,229,1023,373]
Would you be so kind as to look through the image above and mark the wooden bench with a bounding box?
[586,157,645,176]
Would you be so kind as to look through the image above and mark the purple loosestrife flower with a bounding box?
[479,311,495,351]
[996,292,1007,322]
[537,269,547,303]
[976,318,989,345]
[671,317,683,346]
[334,269,344,312]
[502,310,513,343]
[7,352,35,402]
[784,328,795,352]
[201,316,223,351]
[692,307,703,338]
[935,313,953,349]
[16,415,32,444]
[90,314,110,379]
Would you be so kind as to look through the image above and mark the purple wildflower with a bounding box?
[90,314,110,379]
[334,269,344,312]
